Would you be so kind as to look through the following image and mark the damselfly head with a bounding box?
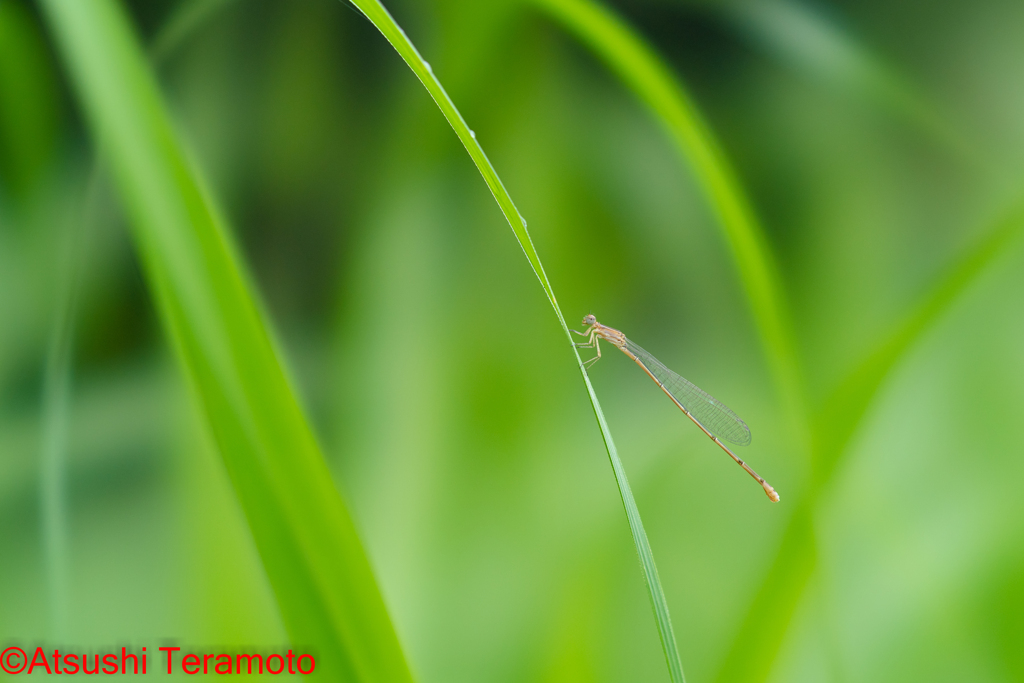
[583,314,597,326]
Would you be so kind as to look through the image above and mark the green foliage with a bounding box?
[525,1,1024,680]
[37,0,411,679]
[533,0,804,423]
[714,199,1024,683]
[348,1,686,679]
[3,0,1022,681]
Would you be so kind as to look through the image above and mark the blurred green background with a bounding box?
[2,0,1024,680]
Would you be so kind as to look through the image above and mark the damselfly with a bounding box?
[573,314,779,502]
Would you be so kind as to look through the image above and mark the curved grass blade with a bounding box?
[724,0,980,165]
[38,1,413,680]
[343,1,686,680]
[150,0,238,64]
[530,0,805,424]
[714,198,1024,683]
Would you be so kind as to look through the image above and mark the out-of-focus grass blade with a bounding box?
[344,1,686,680]
[150,0,238,64]
[715,198,1024,683]
[38,1,413,680]
[531,0,804,423]
[39,178,93,641]
[0,0,68,638]
[814,198,1024,481]
[524,4,1023,678]
[724,0,979,164]
[712,500,816,683]
[826,200,1023,520]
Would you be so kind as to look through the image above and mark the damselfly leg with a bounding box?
[571,328,602,367]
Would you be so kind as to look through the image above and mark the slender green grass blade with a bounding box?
[531,0,805,423]
[714,197,1024,683]
[38,1,412,680]
[39,319,72,643]
[0,0,73,641]
[39,175,95,642]
[344,1,686,680]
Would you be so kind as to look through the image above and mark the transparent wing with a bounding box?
[625,339,752,446]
